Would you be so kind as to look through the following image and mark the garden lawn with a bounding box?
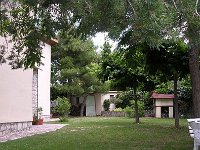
[0,117,193,150]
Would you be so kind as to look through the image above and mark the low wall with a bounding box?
[101,111,125,117]
[0,121,32,136]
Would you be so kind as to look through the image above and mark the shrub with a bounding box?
[115,91,132,109]
[130,100,145,117]
[113,107,123,112]
[53,97,71,122]
[59,116,69,122]
[124,107,134,118]
[103,99,110,111]
[123,100,145,118]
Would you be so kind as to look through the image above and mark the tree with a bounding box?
[99,42,155,123]
[51,31,108,117]
[143,40,189,128]
[0,0,98,68]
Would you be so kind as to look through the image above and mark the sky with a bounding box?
[91,32,118,52]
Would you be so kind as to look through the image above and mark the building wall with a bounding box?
[155,107,161,118]
[95,93,102,116]
[155,106,173,118]
[69,91,120,116]
[37,43,51,120]
[0,37,33,123]
[155,99,174,118]
[100,91,119,111]
[0,65,33,123]
[155,99,173,106]
[169,107,173,118]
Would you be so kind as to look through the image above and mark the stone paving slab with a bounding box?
[0,124,67,143]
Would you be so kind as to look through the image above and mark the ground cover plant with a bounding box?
[0,117,193,150]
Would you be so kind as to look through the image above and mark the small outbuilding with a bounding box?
[150,92,174,118]
[70,91,120,117]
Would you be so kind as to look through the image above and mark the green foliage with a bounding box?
[59,116,69,122]
[124,100,145,118]
[131,100,145,117]
[37,107,43,119]
[143,92,153,111]
[113,107,123,112]
[124,107,134,118]
[152,76,192,117]
[155,82,172,94]
[178,88,192,118]
[99,42,153,92]
[33,107,43,120]
[143,41,189,82]
[53,97,71,121]
[98,41,114,82]
[103,99,110,111]
[1,0,98,68]
[178,76,192,117]
[115,91,132,109]
[51,31,108,101]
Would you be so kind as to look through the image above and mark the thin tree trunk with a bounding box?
[80,96,87,117]
[134,86,139,123]
[174,73,179,128]
[189,46,200,117]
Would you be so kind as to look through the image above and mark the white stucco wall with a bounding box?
[155,107,161,118]
[95,93,102,116]
[0,65,33,123]
[70,91,120,116]
[169,107,173,118]
[37,43,51,119]
[155,99,174,118]
[155,99,173,106]
[100,91,119,111]
[0,37,33,123]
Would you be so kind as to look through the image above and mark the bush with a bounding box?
[53,97,71,122]
[103,99,110,111]
[113,107,123,112]
[123,100,145,118]
[130,100,145,117]
[115,91,132,109]
[124,107,134,118]
[59,116,69,122]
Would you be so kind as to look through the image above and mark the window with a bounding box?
[110,95,114,100]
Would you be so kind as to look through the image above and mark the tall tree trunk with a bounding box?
[189,46,200,117]
[134,86,139,123]
[174,73,179,128]
[80,96,87,117]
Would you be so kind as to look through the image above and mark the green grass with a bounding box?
[0,117,193,150]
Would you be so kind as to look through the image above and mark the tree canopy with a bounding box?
[1,0,200,117]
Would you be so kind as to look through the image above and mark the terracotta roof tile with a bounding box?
[150,92,174,99]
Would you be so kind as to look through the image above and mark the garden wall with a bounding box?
[101,111,125,117]
[0,121,32,136]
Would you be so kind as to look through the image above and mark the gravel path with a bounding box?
[0,124,68,143]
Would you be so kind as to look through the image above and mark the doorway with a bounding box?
[161,107,169,118]
[86,96,96,116]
